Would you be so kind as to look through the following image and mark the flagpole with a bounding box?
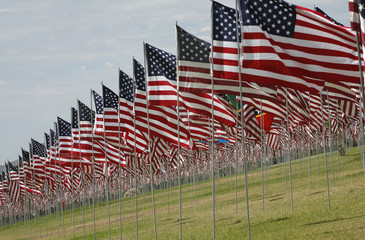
[326,90,335,187]
[90,90,97,240]
[260,100,265,211]
[320,91,331,211]
[56,127,65,239]
[209,4,216,238]
[117,68,123,240]
[100,91,111,240]
[175,23,183,240]
[308,94,311,191]
[335,99,340,174]
[235,111,238,213]
[284,88,294,212]
[131,63,139,240]
[143,42,157,240]
[76,100,86,238]
[236,1,251,239]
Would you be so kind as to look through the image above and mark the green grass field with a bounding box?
[1,146,365,239]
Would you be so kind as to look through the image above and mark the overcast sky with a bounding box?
[0,0,350,165]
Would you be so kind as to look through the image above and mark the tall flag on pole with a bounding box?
[239,0,360,93]
[118,71,149,153]
[134,57,192,149]
[146,42,236,126]
[212,1,241,95]
[176,24,211,93]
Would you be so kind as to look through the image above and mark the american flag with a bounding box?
[57,117,73,160]
[119,70,149,153]
[6,162,21,202]
[147,42,236,127]
[31,138,46,188]
[102,85,123,139]
[239,0,360,92]
[77,100,104,158]
[176,24,211,93]
[92,89,127,167]
[212,1,241,95]
[134,58,192,149]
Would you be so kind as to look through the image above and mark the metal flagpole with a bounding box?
[235,1,251,238]
[209,6,217,238]
[175,23,183,240]
[52,126,60,237]
[308,95,311,191]
[131,63,139,240]
[143,42,157,240]
[101,93,111,240]
[260,99,265,211]
[55,129,65,239]
[70,108,76,239]
[284,88,294,212]
[234,111,238,213]
[326,90,335,187]
[335,99,340,174]
[117,70,123,240]
[320,91,331,211]
[90,91,97,240]
[76,100,86,238]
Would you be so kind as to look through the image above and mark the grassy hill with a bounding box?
[1,146,364,239]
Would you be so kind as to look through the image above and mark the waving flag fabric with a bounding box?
[212,1,241,95]
[134,58,192,149]
[239,0,360,93]
[146,42,236,127]
[349,0,361,31]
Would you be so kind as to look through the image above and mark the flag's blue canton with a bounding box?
[45,133,50,150]
[8,161,18,173]
[5,163,10,181]
[71,107,78,129]
[177,25,210,63]
[78,101,93,122]
[31,138,47,157]
[22,149,30,163]
[57,117,71,137]
[146,43,176,81]
[119,70,135,103]
[241,0,296,38]
[103,85,119,109]
[359,0,365,18]
[0,172,3,182]
[93,91,103,114]
[50,129,56,146]
[133,59,146,91]
[213,1,241,42]
[18,155,23,168]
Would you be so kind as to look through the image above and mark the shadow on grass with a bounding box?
[274,217,289,222]
[309,190,326,196]
[302,215,365,226]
